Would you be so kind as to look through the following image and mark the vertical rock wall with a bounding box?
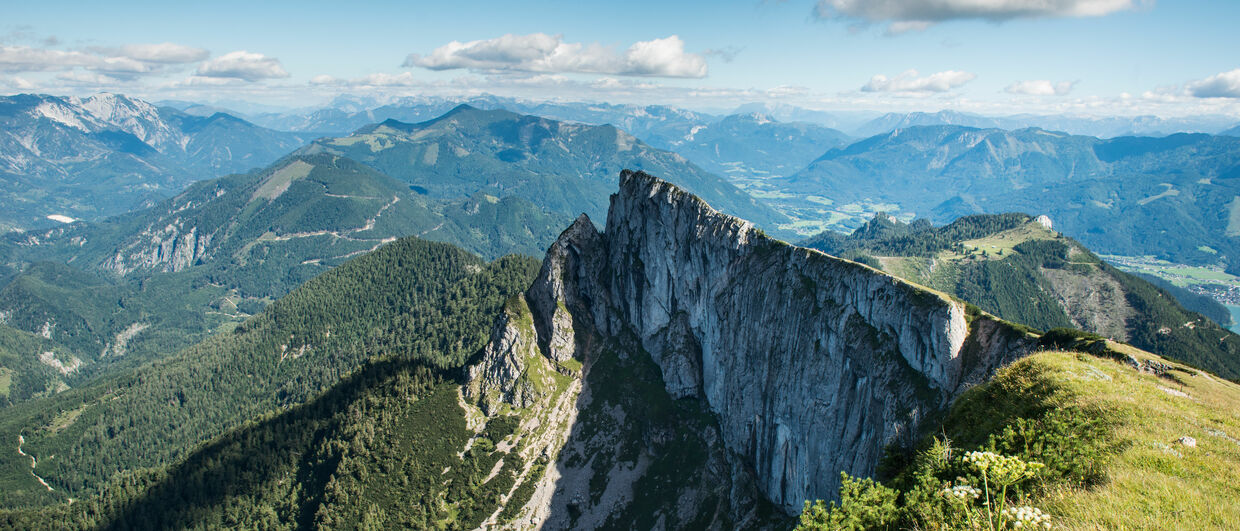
[470,170,1034,518]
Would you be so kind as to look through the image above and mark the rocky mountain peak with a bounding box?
[465,170,1037,521]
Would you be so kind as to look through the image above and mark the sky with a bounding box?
[2,0,1239,117]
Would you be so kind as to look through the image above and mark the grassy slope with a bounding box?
[802,343,1240,530]
[1024,348,1240,529]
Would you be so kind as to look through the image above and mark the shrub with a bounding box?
[798,473,899,530]
[798,358,1121,530]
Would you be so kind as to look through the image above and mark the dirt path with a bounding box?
[16,435,53,491]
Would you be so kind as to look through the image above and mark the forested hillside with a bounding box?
[0,236,538,521]
[0,151,563,388]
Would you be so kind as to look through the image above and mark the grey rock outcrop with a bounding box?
[468,170,1036,520]
[465,306,539,415]
[101,221,215,275]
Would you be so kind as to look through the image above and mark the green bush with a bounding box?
[798,473,899,530]
[798,359,1121,530]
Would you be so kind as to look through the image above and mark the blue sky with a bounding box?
[2,0,1238,117]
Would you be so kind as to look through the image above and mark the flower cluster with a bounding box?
[940,483,982,501]
[1002,505,1052,528]
[962,451,1045,485]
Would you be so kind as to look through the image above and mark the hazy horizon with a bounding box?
[3,0,1238,119]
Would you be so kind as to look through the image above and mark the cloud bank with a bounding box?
[1005,79,1076,95]
[404,33,708,78]
[816,0,1143,32]
[196,51,289,81]
[0,42,208,74]
[1186,68,1240,99]
[112,43,210,64]
[862,69,976,92]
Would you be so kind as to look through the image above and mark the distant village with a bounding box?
[1192,283,1240,306]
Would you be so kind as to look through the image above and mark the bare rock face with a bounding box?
[101,220,215,275]
[465,170,1035,522]
[465,302,542,415]
[525,214,606,364]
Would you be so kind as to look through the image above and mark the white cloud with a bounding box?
[404,33,707,78]
[1005,79,1076,95]
[1186,69,1240,98]
[0,75,36,89]
[816,0,1143,32]
[886,21,934,34]
[766,85,811,98]
[623,36,707,77]
[309,74,340,85]
[172,75,250,87]
[590,77,627,90]
[861,69,976,92]
[93,56,156,74]
[54,71,129,86]
[0,42,209,76]
[588,76,660,91]
[310,72,423,87]
[0,46,98,72]
[114,43,209,64]
[196,51,289,81]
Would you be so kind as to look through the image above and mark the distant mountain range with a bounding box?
[661,112,851,182]
[202,93,1240,141]
[850,109,1239,139]
[301,104,786,229]
[0,93,313,230]
[779,125,1240,270]
[0,102,787,397]
[9,91,1240,279]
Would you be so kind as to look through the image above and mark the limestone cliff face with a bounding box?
[466,170,1035,523]
[100,221,216,275]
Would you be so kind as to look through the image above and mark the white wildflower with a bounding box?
[1002,505,1052,529]
[940,483,982,501]
[962,451,1045,485]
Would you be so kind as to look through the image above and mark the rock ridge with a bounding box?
[466,169,1035,520]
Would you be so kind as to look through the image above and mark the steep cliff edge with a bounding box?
[466,170,1037,525]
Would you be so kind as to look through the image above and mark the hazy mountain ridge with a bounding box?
[0,93,314,230]
[303,104,788,230]
[663,112,851,180]
[234,93,1235,140]
[782,125,1240,270]
[854,109,1238,139]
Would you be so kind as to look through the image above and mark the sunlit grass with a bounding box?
[1028,349,1240,529]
